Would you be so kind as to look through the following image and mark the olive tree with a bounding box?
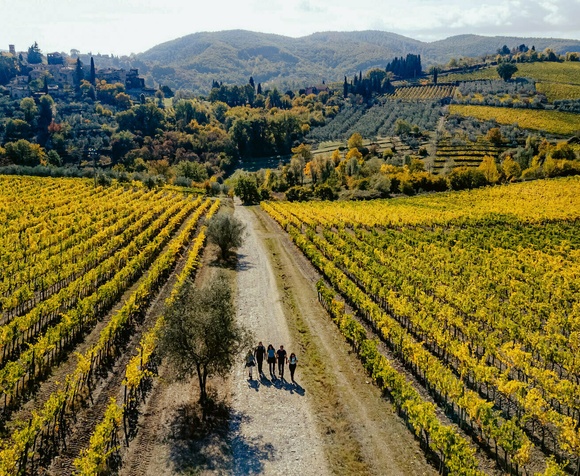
[497,63,518,81]
[206,211,246,260]
[159,273,252,405]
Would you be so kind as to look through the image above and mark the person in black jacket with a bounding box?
[276,345,288,379]
[254,341,266,375]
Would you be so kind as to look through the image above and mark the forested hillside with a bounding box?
[137,30,580,93]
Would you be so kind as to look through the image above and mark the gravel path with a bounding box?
[230,203,330,476]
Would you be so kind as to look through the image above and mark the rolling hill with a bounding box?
[136,30,580,94]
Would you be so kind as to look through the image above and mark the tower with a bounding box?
[9,45,16,55]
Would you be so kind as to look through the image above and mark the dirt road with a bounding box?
[119,201,435,475]
[231,203,435,476]
[230,203,331,476]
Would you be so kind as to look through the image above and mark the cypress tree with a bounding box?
[90,57,96,85]
[74,58,84,91]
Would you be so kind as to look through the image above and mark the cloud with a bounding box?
[298,1,325,13]
[1,0,579,55]
[388,0,580,39]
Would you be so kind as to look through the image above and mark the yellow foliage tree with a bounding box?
[346,148,363,162]
[501,156,522,181]
[347,132,363,150]
[478,155,499,183]
[331,149,341,165]
[291,143,313,162]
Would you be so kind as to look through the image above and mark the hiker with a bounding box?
[245,349,256,379]
[255,341,266,374]
[276,345,288,379]
[267,344,276,375]
[289,352,298,383]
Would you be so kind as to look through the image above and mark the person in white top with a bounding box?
[245,349,256,379]
[288,352,298,383]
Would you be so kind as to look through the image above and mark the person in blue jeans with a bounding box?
[267,344,276,375]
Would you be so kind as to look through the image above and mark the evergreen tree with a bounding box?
[27,42,43,64]
[257,83,262,95]
[90,57,96,85]
[74,58,84,91]
[249,76,255,90]
[386,54,422,79]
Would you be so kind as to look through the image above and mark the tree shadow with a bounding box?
[165,392,276,475]
[209,256,239,270]
[166,396,233,474]
[229,410,276,475]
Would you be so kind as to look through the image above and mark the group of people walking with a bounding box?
[246,341,298,383]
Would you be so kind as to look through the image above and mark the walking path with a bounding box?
[230,203,331,476]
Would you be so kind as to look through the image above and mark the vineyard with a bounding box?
[387,85,456,101]
[449,104,580,135]
[0,175,218,475]
[433,137,505,173]
[262,176,580,475]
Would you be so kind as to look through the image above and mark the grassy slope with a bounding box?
[449,104,580,135]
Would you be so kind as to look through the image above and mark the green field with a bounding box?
[444,62,580,101]
[449,104,580,135]
[536,82,580,101]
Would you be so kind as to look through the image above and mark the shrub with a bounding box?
[400,180,415,195]
[448,167,488,190]
[286,186,313,202]
[174,175,193,188]
[258,187,271,201]
[145,176,157,189]
[338,189,382,201]
[368,174,391,197]
[206,181,223,196]
[521,166,545,180]
[96,173,112,187]
[313,183,338,201]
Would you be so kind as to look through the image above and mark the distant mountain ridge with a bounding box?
[136,30,580,94]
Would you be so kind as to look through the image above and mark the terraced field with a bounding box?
[433,137,504,173]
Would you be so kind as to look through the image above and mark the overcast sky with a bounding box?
[1,0,579,56]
